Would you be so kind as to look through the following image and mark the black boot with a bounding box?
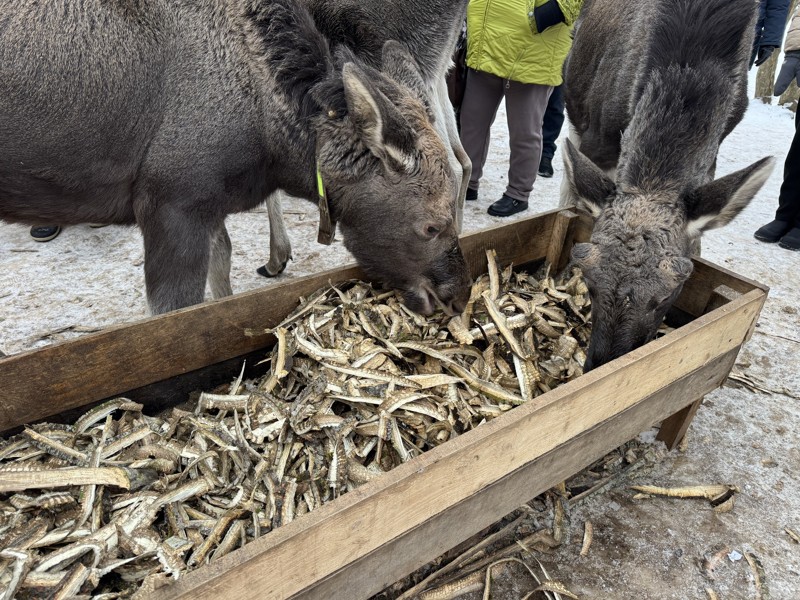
[538,155,554,178]
[465,187,478,201]
[778,227,800,250]
[754,220,791,243]
[487,195,528,217]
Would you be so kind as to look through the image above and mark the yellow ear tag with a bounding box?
[316,163,336,245]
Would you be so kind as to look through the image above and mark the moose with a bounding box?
[0,0,472,316]
[560,0,775,371]
[257,0,472,278]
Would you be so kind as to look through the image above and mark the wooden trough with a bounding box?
[0,208,768,599]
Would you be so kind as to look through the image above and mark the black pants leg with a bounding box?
[775,111,800,227]
[540,84,565,161]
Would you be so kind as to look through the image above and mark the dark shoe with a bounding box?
[465,187,478,201]
[754,220,791,243]
[778,227,800,250]
[538,155,554,178]
[30,225,61,242]
[487,195,528,217]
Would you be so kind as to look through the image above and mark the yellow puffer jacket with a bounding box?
[466,0,583,86]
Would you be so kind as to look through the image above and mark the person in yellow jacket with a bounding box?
[460,0,582,216]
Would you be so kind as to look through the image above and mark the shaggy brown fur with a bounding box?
[561,0,774,369]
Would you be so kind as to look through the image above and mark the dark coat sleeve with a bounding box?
[774,55,800,95]
[760,0,792,48]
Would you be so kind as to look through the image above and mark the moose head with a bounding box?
[563,140,773,371]
[313,42,472,315]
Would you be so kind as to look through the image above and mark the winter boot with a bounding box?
[754,220,791,243]
[487,194,528,217]
[538,155,554,178]
[778,227,800,251]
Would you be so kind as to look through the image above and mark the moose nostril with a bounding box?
[449,296,468,315]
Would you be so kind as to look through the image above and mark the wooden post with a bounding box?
[545,209,579,274]
[656,285,743,450]
[779,79,800,112]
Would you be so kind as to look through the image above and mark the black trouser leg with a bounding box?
[775,111,800,227]
[540,84,565,161]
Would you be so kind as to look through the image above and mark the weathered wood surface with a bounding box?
[656,283,750,449]
[545,209,579,272]
[656,398,705,451]
[152,287,765,600]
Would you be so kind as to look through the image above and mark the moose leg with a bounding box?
[257,190,292,278]
[140,208,214,314]
[435,75,471,233]
[208,221,233,299]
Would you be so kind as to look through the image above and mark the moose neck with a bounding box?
[617,65,728,195]
[617,0,753,194]
[243,0,339,205]
[302,0,468,81]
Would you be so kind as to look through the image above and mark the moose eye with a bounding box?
[426,225,441,236]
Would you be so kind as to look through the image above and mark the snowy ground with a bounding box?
[2,84,799,597]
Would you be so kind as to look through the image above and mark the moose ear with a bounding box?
[685,156,775,236]
[381,41,432,114]
[562,139,616,219]
[342,62,417,170]
[659,256,694,286]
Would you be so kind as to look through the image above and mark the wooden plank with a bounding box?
[673,259,767,318]
[0,349,272,438]
[153,289,764,600]
[656,398,704,451]
[0,263,358,431]
[298,347,740,600]
[0,209,569,431]
[656,284,753,450]
[545,210,578,272]
[459,210,558,277]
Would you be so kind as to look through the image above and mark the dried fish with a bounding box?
[0,260,595,597]
[0,466,148,492]
[629,484,738,500]
[418,570,484,600]
[580,520,593,556]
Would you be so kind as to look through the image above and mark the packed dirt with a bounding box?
[1,90,799,598]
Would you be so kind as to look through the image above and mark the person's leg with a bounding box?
[540,84,565,162]
[776,113,800,224]
[505,82,551,201]
[777,114,800,249]
[754,111,800,245]
[487,82,551,217]
[459,69,504,198]
[757,111,800,242]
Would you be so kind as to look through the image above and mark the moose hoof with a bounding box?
[257,262,287,278]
